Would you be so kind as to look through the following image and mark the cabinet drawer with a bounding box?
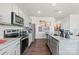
[0,47,8,55]
[0,51,8,55]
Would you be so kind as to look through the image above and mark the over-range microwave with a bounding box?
[11,12,24,26]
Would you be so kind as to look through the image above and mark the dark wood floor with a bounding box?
[25,39,51,55]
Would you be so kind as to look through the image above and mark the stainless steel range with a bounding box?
[4,29,29,54]
[4,29,20,38]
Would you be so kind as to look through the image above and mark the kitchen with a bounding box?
[0,3,79,55]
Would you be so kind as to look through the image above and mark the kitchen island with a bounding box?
[46,33,79,55]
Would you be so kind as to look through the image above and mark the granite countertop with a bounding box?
[47,33,79,41]
[0,38,21,50]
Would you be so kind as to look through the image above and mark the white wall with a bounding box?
[55,14,79,35]
[30,16,55,39]
[55,16,70,30]
[0,3,12,24]
[70,15,79,35]
[61,16,70,30]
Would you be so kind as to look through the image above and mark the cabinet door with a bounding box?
[0,4,12,24]
[12,4,19,15]
[47,35,50,47]
[0,45,14,55]
[7,43,16,55]
[0,39,20,55]
[52,38,59,55]
[8,40,20,55]
[47,35,53,54]
[0,49,8,55]
[14,41,20,55]
[49,37,54,54]
[18,8,23,18]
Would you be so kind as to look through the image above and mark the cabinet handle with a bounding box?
[1,52,7,55]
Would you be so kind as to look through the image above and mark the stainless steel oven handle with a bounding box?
[21,37,28,41]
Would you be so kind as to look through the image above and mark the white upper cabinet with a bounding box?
[12,4,19,15]
[0,3,12,24]
[24,15,31,27]
[18,8,23,18]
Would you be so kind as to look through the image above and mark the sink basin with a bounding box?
[0,40,6,44]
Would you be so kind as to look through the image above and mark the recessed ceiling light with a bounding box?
[52,3,56,6]
[58,10,62,14]
[37,10,41,14]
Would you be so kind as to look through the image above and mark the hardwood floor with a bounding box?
[24,39,51,55]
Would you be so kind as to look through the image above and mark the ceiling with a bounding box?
[16,3,79,20]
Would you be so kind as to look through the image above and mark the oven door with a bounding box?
[20,37,28,54]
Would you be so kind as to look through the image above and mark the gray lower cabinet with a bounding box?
[47,34,79,55]
[47,34,59,55]
[52,38,59,55]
